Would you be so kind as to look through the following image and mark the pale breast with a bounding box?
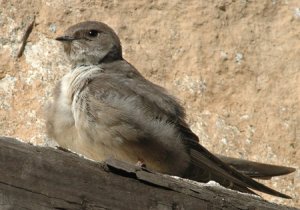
[49,65,104,150]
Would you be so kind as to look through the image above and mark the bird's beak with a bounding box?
[55,35,77,42]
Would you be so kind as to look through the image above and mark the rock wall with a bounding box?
[0,0,299,207]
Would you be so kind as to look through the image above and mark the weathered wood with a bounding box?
[0,137,297,210]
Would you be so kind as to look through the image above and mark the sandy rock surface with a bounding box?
[0,0,299,207]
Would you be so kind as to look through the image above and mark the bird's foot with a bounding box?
[135,160,147,168]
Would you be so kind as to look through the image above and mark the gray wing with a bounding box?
[75,61,293,198]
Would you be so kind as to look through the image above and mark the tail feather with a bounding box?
[216,155,296,179]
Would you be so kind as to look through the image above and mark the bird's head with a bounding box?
[55,21,122,66]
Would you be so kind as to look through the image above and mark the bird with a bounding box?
[46,21,295,199]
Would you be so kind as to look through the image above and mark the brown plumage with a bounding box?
[46,21,295,199]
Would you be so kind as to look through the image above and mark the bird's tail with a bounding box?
[182,140,295,199]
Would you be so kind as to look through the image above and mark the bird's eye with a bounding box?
[88,30,99,37]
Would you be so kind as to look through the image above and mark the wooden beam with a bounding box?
[0,137,297,210]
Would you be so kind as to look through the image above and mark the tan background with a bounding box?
[0,0,299,208]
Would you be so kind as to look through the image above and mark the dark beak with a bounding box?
[55,35,77,42]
